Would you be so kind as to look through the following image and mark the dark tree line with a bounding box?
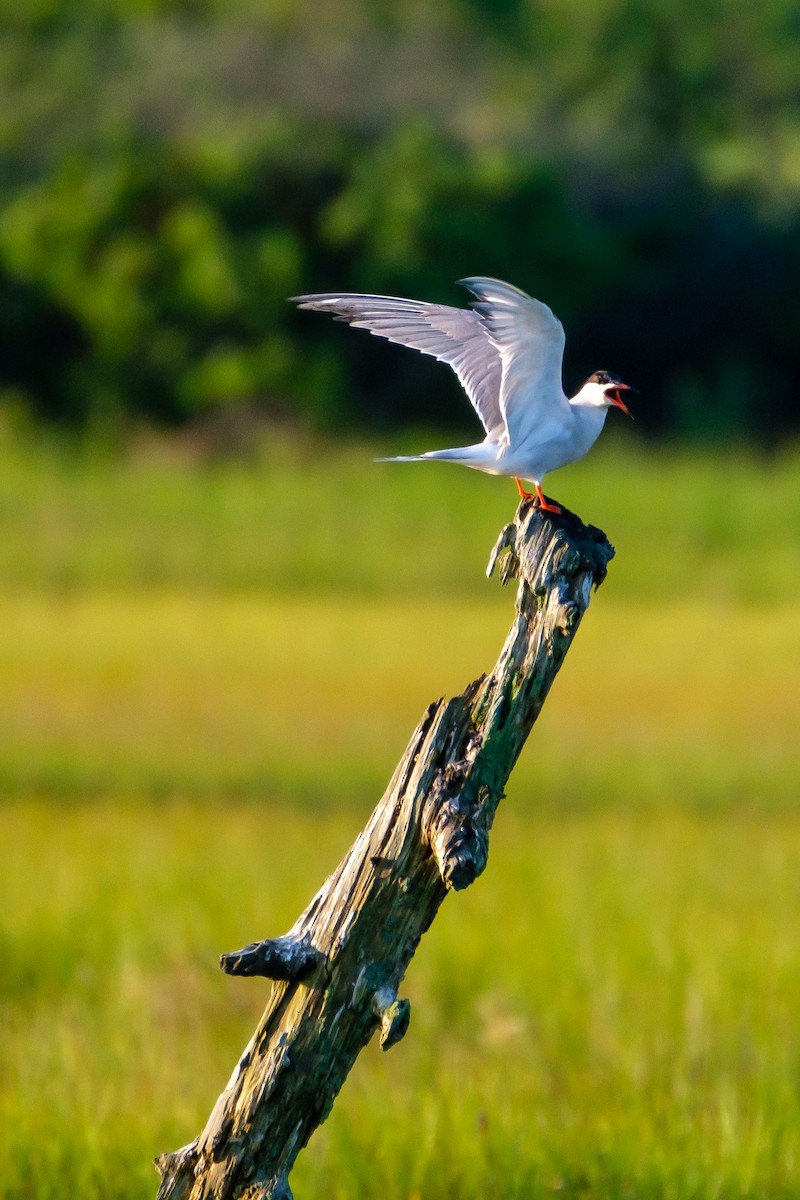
[0,0,798,440]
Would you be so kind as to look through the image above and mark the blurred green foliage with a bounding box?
[0,0,799,436]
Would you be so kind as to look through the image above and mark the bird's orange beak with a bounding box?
[606,383,633,417]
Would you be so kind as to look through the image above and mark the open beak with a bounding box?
[606,383,633,418]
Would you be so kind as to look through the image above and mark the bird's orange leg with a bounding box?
[515,478,562,514]
[534,484,562,515]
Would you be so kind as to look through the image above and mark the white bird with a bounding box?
[292,276,631,514]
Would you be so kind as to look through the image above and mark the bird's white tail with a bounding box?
[375,444,489,466]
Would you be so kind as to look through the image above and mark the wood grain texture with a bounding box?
[155,500,613,1200]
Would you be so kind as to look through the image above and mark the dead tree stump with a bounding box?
[155,500,614,1200]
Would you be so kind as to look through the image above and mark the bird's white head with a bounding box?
[571,370,633,416]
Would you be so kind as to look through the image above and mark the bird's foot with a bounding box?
[515,478,562,514]
[534,484,562,515]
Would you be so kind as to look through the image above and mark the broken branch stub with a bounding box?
[155,500,614,1200]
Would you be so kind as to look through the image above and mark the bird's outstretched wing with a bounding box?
[457,277,568,448]
[291,291,505,439]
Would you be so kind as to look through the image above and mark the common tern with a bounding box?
[293,276,631,514]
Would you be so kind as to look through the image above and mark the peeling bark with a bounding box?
[155,500,614,1200]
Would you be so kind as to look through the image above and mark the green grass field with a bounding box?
[2,428,800,1198]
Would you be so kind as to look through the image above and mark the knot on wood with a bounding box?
[220,933,324,981]
[353,967,411,1050]
[371,985,411,1050]
[427,794,490,891]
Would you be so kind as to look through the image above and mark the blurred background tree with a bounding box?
[0,0,798,440]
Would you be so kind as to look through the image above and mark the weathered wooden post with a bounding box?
[155,500,613,1200]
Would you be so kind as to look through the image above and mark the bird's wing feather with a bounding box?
[458,277,569,447]
[291,292,504,438]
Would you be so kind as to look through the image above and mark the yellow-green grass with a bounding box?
[0,590,798,814]
[4,802,800,1199]
[2,428,800,1198]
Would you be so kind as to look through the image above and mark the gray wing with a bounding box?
[458,277,568,448]
[291,291,505,439]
